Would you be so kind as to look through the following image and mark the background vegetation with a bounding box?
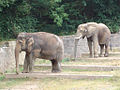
[0,0,119,40]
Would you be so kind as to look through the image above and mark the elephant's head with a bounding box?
[76,24,88,39]
[76,22,98,39]
[15,32,34,74]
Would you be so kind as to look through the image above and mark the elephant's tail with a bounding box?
[56,36,64,62]
[109,37,112,51]
[110,42,112,51]
[56,50,64,63]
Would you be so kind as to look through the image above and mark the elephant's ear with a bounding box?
[86,24,97,35]
[84,24,89,32]
[27,37,34,52]
[86,23,97,29]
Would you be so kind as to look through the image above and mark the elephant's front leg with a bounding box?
[22,54,29,73]
[87,38,93,58]
[29,53,35,73]
[93,36,99,58]
[51,60,61,73]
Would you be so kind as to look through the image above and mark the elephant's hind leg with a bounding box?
[104,44,109,57]
[99,44,104,57]
[51,60,61,73]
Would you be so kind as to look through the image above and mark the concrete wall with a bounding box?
[63,33,120,58]
[0,33,120,73]
[62,35,88,58]
[0,41,25,73]
[110,34,120,47]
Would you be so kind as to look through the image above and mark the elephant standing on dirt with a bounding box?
[75,22,111,58]
[15,32,64,74]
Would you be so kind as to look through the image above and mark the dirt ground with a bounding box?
[1,52,120,90]
[2,77,119,90]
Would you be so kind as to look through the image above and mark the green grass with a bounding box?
[37,77,119,90]
[2,53,120,89]
[1,77,120,90]
[0,74,5,81]
[35,59,51,64]
[0,78,30,89]
[1,67,120,89]
[5,66,24,73]
[63,69,120,76]
[62,58,120,66]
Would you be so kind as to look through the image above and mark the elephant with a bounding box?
[15,32,64,74]
[75,22,111,58]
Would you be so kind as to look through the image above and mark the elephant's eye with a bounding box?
[84,29,87,32]
[79,30,82,32]
[18,40,23,43]
[80,30,84,33]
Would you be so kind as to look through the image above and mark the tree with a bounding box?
[0,0,119,40]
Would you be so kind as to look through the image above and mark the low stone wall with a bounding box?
[110,34,120,48]
[0,41,25,73]
[62,35,88,58]
[0,33,120,73]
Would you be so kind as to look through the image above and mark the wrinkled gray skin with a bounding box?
[15,32,64,74]
[75,22,111,58]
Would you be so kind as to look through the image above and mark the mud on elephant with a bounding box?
[15,32,64,74]
[75,22,111,58]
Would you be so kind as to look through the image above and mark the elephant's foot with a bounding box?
[28,71,33,73]
[28,69,33,73]
[99,54,104,57]
[52,69,61,73]
[16,69,20,74]
[51,60,61,73]
[16,71,20,75]
[94,55,98,58]
[89,54,93,58]
[52,64,61,73]
[22,70,29,73]
[89,56,93,58]
[104,53,108,57]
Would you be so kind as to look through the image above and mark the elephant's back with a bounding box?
[98,24,111,44]
[38,32,64,60]
[33,32,63,54]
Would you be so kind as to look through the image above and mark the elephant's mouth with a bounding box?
[75,35,85,39]
[21,48,26,51]
[82,36,85,39]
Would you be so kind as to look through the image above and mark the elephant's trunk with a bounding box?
[74,38,79,60]
[75,30,83,39]
[15,41,21,74]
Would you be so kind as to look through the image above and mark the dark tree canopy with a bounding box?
[0,0,119,40]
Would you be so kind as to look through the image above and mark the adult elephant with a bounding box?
[15,32,64,74]
[75,22,111,58]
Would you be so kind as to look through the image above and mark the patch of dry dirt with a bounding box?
[9,80,40,90]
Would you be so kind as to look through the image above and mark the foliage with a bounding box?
[0,0,120,40]
[0,74,5,81]
[16,1,31,16]
[0,0,15,12]
[62,0,120,33]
